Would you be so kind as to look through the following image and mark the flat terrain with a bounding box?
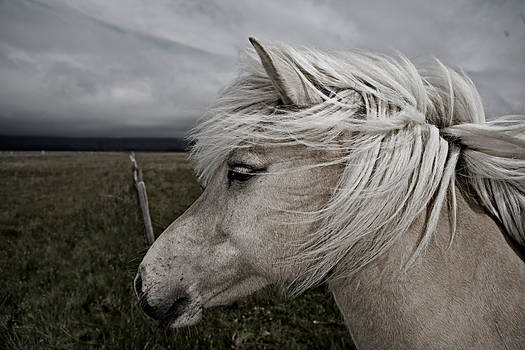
[0,152,354,349]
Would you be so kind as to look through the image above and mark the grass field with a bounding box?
[0,152,355,349]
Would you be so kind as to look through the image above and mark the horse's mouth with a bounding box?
[162,298,203,328]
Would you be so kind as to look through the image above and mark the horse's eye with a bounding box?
[227,167,255,183]
[226,163,266,185]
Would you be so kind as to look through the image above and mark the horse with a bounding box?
[134,38,525,349]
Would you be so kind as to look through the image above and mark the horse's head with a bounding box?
[135,37,491,328]
[132,36,525,350]
[134,38,347,327]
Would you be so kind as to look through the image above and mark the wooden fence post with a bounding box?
[129,152,155,248]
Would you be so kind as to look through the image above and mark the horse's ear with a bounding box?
[249,37,323,107]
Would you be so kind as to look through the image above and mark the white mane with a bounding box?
[189,42,525,293]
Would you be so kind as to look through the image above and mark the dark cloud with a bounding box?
[1,0,524,137]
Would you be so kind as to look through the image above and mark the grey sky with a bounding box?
[1,0,524,137]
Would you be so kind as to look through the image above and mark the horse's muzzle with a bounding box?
[134,271,191,325]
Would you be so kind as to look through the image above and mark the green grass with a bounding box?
[0,152,354,349]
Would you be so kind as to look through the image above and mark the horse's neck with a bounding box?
[329,188,525,350]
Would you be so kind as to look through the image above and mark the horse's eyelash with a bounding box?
[227,162,266,173]
[226,163,266,185]
[230,166,252,174]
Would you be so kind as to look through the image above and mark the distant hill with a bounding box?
[0,135,188,152]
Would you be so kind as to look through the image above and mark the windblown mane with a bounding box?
[189,42,525,293]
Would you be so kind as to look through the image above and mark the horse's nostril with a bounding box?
[140,298,164,320]
[163,295,191,324]
[138,292,192,323]
[134,273,143,298]
[134,271,192,323]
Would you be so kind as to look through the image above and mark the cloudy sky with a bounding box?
[1,0,524,137]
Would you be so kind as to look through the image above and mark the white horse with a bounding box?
[135,38,525,349]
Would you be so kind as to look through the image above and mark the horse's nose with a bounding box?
[134,270,191,322]
[134,272,143,299]
[134,271,166,320]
